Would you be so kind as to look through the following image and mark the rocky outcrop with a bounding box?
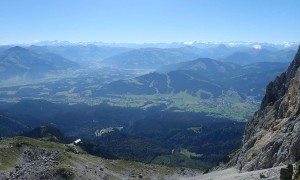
[0,147,65,180]
[237,46,300,171]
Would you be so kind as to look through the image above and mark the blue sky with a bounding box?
[0,0,299,44]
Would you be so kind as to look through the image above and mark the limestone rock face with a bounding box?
[237,46,300,171]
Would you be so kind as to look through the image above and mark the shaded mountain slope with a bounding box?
[0,46,79,80]
[0,99,246,169]
[97,58,288,99]
[128,112,245,164]
[21,126,68,143]
[0,112,30,137]
[1,99,147,137]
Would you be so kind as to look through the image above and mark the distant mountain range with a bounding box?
[97,58,289,99]
[28,45,131,64]
[0,43,297,72]
[101,47,202,69]
[1,45,300,173]
[0,44,295,120]
[101,46,296,69]
[0,46,79,80]
[220,48,296,65]
[28,40,299,49]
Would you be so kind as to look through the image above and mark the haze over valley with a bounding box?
[1,0,300,179]
[0,43,297,120]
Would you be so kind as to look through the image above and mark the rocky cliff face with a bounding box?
[237,46,300,171]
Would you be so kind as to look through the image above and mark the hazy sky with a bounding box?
[1,0,300,44]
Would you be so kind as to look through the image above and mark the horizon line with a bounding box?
[1,40,300,46]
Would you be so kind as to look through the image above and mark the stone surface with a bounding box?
[260,173,268,178]
[0,147,62,180]
[237,46,300,171]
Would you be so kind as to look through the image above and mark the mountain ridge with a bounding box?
[101,47,201,69]
[237,46,300,171]
[0,46,79,80]
[98,58,288,99]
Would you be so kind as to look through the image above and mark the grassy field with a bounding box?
[102,91,259,121]
[180,148,203,159]
[0,142,24,171]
